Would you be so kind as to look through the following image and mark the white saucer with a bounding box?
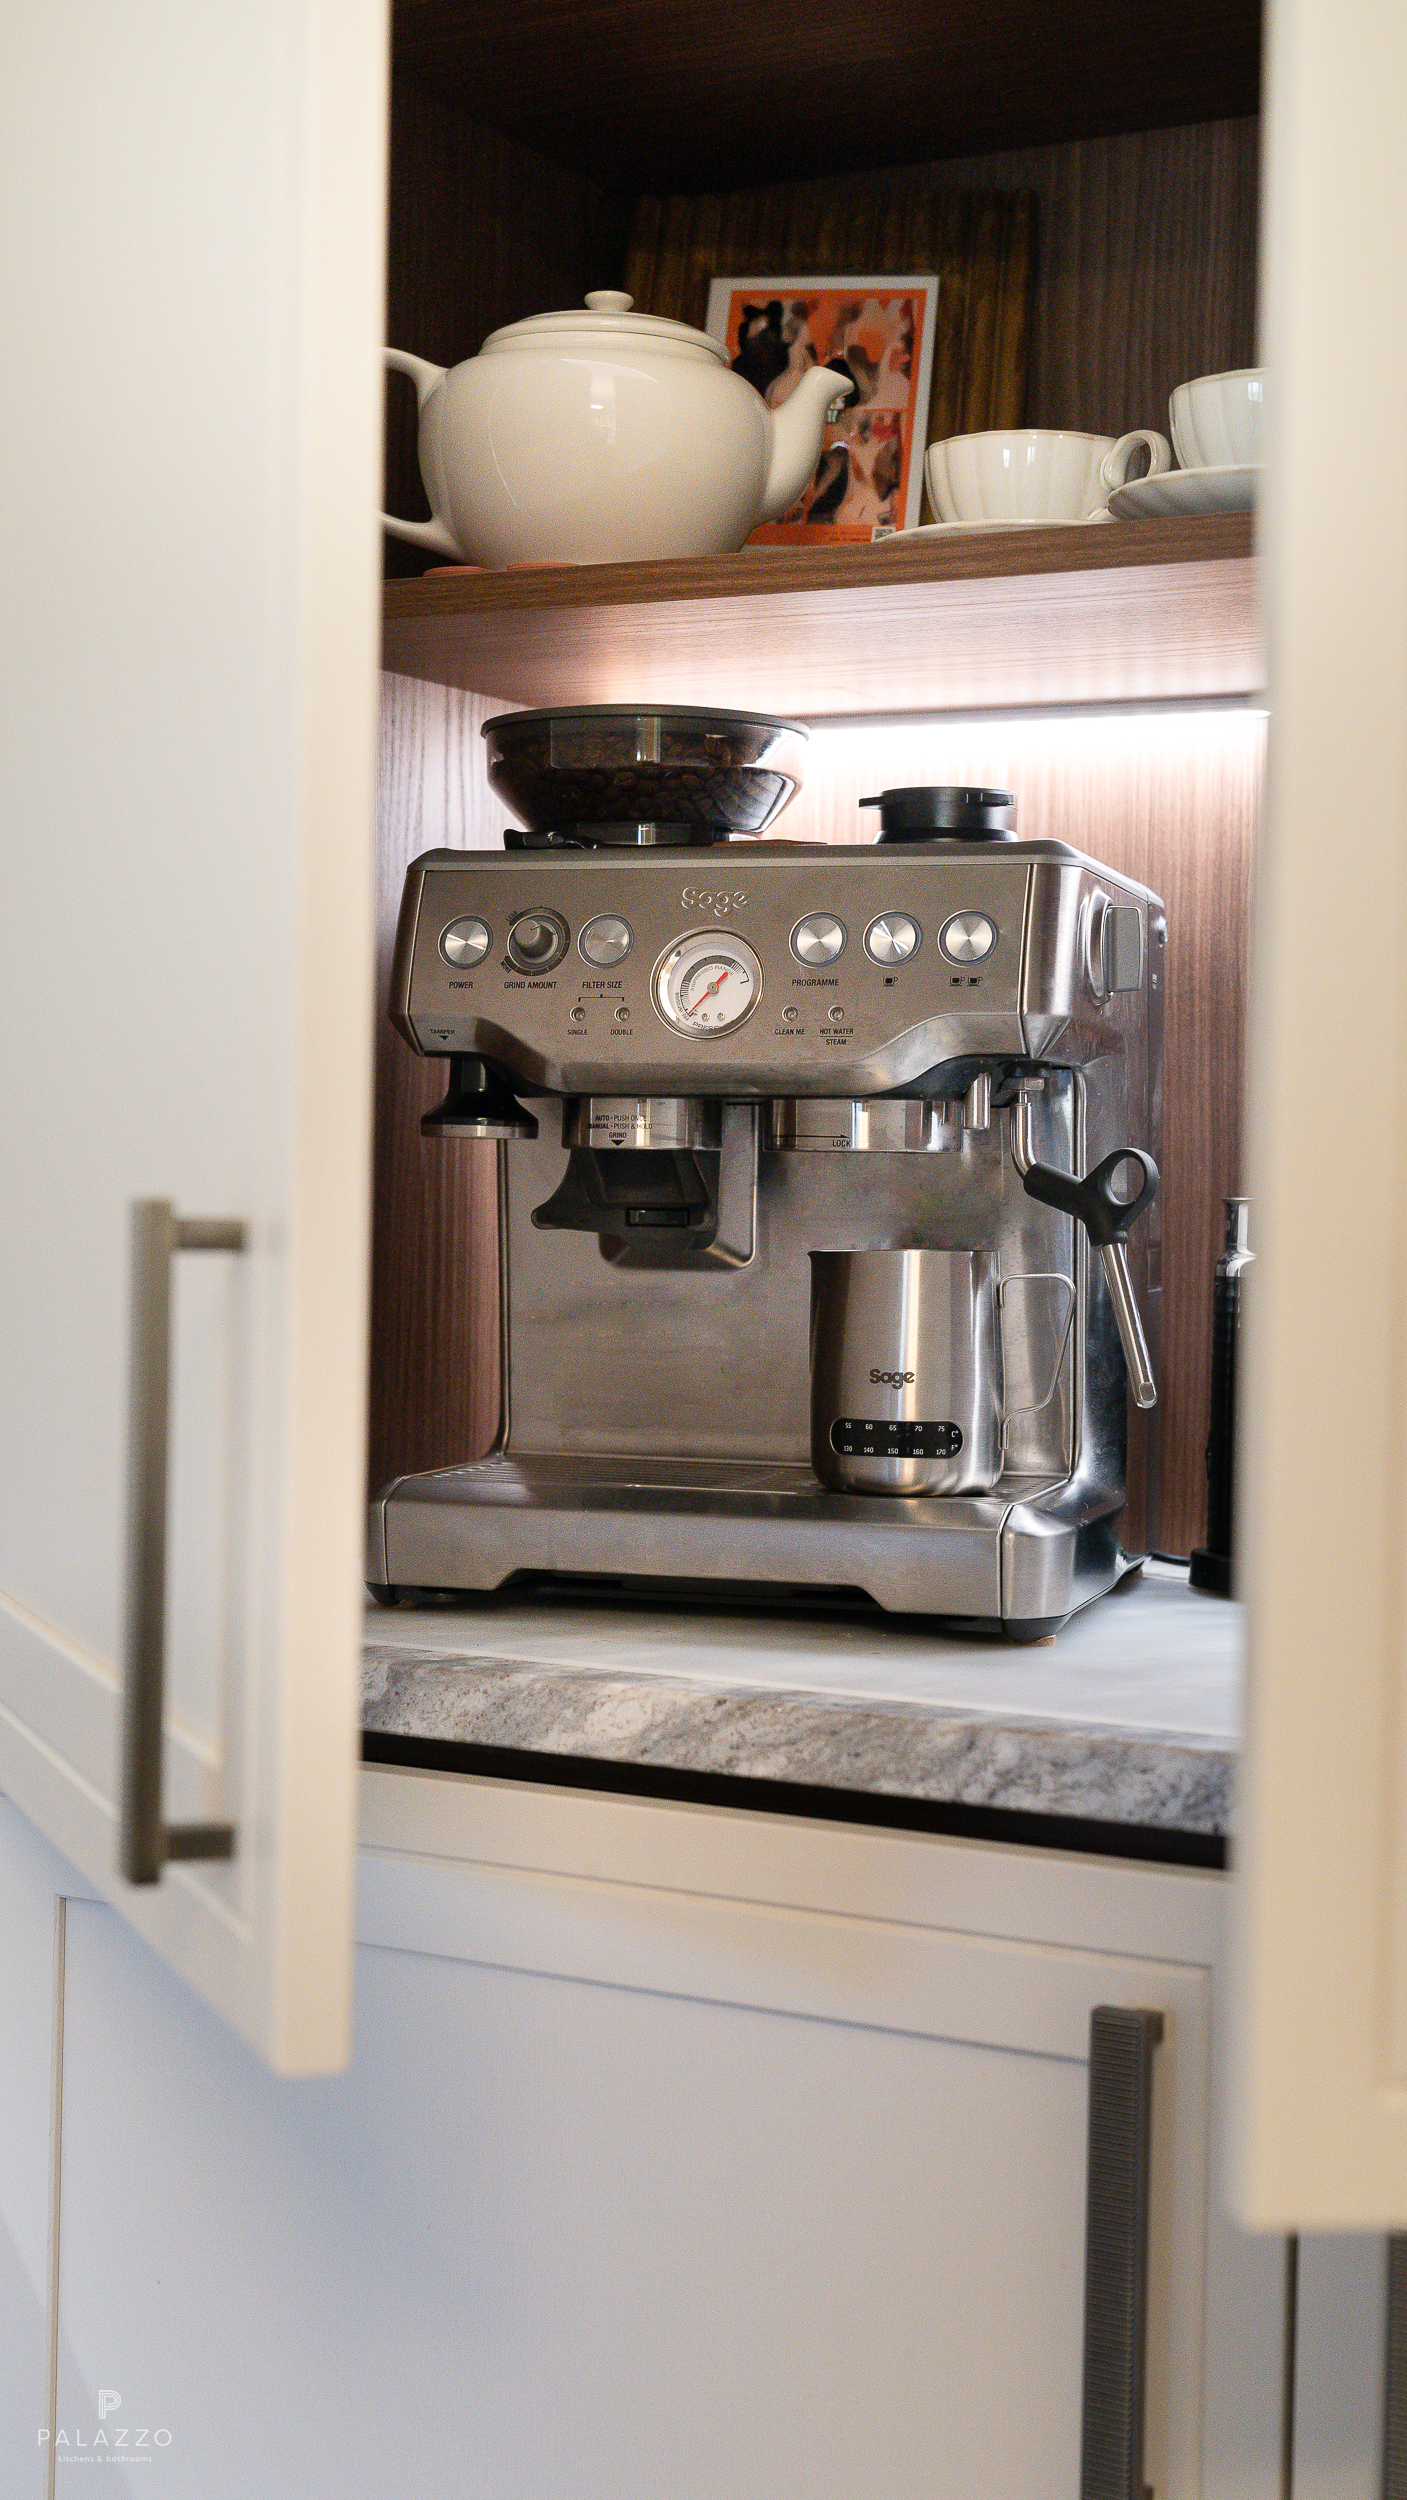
[894,516,1097,537]
[1108,463,1260,519]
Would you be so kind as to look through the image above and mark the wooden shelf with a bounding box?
[392,0,1261,190]
[381,515,1260,715]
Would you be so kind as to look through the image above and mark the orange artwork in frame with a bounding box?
[705,274,938,542]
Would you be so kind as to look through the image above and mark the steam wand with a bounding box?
[1008,1090,1159,1410]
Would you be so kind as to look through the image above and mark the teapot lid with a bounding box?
[480,290,727,363]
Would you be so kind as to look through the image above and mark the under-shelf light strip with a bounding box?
[805,693,1268,732]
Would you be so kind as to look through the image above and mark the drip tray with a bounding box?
[369,1452,1108,1629]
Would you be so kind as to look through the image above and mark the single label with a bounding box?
[829,1419,964,1459]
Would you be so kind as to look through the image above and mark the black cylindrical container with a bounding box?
[859,786,1017,842]
[1189,1199,1253,1597]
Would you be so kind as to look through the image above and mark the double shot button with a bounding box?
[939,911,997,965]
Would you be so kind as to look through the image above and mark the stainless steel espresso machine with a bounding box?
[367,705,1165,1639]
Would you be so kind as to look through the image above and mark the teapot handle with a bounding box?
[382,348,461,558]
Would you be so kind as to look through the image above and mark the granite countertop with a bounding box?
[363,1561,1240,1855]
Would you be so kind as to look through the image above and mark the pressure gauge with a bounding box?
[654,930,764,1037]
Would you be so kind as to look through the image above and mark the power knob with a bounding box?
[507,911,568,973]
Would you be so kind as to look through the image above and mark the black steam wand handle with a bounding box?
[1021,1148,1160,1411]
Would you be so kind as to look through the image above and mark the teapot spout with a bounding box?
[758,364,856,523]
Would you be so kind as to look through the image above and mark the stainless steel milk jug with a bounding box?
[809,1250,1005,1495]
[809,1248,1078,1497]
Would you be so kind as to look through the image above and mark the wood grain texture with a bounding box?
[623,183,1036,444]
[392,0,1261,192]
[370,681,1261,1554]
[793,712,1262,1554]
[915,118,1261,437]
[383,77,623,579]
[368,675,519,1489]
[381,520,1261,714]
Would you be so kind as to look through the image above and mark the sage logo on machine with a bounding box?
[680,886,747,916]
[38,2385,175,2456]
[870,1368,916,1387]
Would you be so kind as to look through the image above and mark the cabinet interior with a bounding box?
[372,4,1265,1562]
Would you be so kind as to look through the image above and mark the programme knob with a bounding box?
[439,915,491,968]
[864,913,920,965]
[791,912,847,965]
[507,910,568,972]
[939,910,997,965]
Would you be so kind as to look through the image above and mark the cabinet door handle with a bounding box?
[1384,2236,1407,2499]
[1080,2005,1164,2500]
[121,1198,246,1885]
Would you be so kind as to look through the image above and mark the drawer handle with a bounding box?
[120,1199,245,1885]
[1080,2005,1164,2500]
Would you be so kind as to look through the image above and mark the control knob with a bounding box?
[791,913,846,965]
[864,914,920,965]
[507,910,568,972]
[440,916,491,968]
[939,911,997,965]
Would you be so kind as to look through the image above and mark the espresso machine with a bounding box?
[367,705,1165,1639]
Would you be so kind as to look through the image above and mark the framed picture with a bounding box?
[704,274,938,543]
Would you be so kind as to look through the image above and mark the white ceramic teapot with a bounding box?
[382,291,855,569]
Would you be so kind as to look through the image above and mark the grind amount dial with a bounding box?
[654,931,763,1035]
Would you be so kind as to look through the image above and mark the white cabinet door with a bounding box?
[41,1785,1286,2500]
[1231,0,1407,2225]
[0,1801,71,2496]
[0,0,388,2072]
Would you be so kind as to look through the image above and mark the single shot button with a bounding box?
[864,913,920,964]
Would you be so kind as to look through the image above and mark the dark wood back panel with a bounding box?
[916,117,1261,436]
[369,679,515,1486]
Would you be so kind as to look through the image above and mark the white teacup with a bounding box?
[924,427,1172,526]
[1169,368,1265,472]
